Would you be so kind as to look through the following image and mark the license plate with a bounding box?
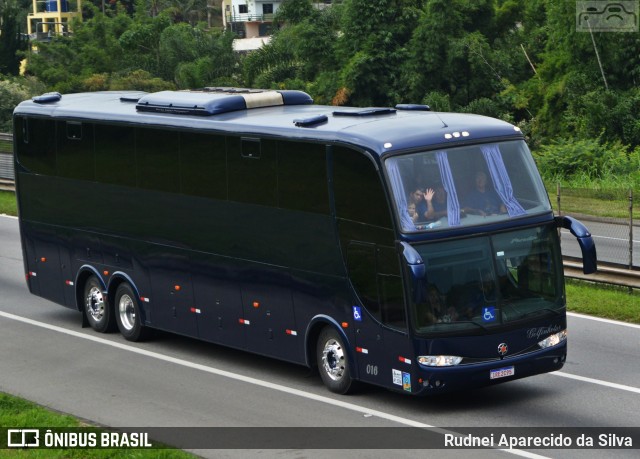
[490,366,515,380]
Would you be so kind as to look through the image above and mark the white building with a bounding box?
[221,1,282,38]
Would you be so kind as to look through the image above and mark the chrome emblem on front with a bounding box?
[497,343,508,356]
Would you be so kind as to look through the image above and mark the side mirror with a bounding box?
[555,216,598,274]
[397,241,426,279]
[397,241,427,303]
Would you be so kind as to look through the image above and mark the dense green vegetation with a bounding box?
[0,190,16,214]
[1,0,640,186]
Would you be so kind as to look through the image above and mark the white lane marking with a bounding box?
[560,229,639,244]
[568,312,640,330]
[552,371,640,395]
[0,310,547,459]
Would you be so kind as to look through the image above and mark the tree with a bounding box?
[119,12,172,76]
[333,0,422,106]
[403,0,500,107]
[25,4,133,91]
[0,76,46,131]
[528,1,640,144]
[160,23,238,87]
[243,1,340,96]
[275,0,316,24]
[0,0,27,75]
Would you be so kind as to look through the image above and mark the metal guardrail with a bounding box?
[226,13,275,23]
[0,134,14,191]
[0,179,14,192]
[563,260,640,289]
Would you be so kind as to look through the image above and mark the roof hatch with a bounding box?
[135,88,313,116]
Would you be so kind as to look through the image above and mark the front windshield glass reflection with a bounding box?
[412,225,564,334]
[385,140,551,232]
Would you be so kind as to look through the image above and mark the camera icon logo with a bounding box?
[576,1,639,32]
[7,429,40,448]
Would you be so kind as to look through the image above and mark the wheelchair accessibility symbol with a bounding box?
[353,306,362,322]
[482,306,496,323]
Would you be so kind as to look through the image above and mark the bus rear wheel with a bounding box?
[114,282,150,342]
[84,275,116,333]
[316,327,356,394]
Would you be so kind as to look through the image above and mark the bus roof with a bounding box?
[14,90,524,156]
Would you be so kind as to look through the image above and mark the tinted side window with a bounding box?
[57,121,95,181]
[333,147,392,228]
[136,128,180,193]
[95,124,136,187]
[347,243,380,320]
[227,137,277,206]
[180,133,227,200]
[16,118,56,175]
[278,142,329,214]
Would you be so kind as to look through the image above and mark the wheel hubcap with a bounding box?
[86,287,105,321]
[321,339,345,381]
[118,294,136,331]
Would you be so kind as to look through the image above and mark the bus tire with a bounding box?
[84,275,116,333]
[114,282,150,342]
[316,327,356,394]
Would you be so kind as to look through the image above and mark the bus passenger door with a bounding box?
[348,242,413,391]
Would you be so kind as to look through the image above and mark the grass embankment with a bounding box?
[566,280,639,323]
[0,190,16,215]
[545,181,639,220]
[0,393,193,458]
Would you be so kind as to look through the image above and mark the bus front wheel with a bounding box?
[316,327,356,394]
[84,275,116,333]
[114,282,150,342]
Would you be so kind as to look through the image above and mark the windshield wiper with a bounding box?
[517,307,562,320]
[459,320,491,332]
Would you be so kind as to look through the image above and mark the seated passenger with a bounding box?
[424,285,457,324]
[407,188,424,223]
[407,202,418,222]
[459,268,497,319]
[410,186,447,222]
[463,171,506,216]
[425,185,447,221]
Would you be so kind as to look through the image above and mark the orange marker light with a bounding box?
[103,270,109,276]
[174,285,181,291]
[40,257,47,263]
[341,322,349,328]
[252,301,260,308]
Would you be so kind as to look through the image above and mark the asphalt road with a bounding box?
[561,219,639,267]
[1,215,639,459]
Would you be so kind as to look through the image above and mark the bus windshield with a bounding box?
[385,140,551,232]
[411,225,564,334]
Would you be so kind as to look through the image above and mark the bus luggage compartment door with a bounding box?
[240,266,298,362]
[190,255,244,349]
[23,224,66,306]
[145,248,198,338]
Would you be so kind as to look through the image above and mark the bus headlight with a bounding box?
[417,355,463,367]
[538,330,567,349]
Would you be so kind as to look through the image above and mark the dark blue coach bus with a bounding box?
[13,88,597,395]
